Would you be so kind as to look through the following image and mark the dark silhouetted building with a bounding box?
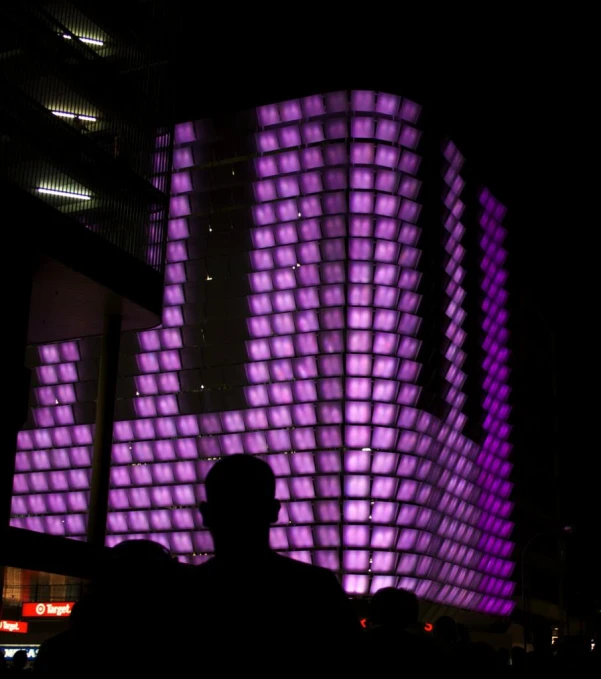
[1,0,174,639]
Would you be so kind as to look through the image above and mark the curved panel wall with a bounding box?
[12,91,515,615]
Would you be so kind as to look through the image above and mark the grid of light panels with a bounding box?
[476,190,514,616]
[11,92,515,614]
[441,141,468,431]
[12,340,91,539]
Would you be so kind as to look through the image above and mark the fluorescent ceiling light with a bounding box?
[37,188,91,200]
[80,37,104,46]
[61,33,104,46]
[51,111,98,122]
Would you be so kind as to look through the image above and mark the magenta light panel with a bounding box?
[13,340,93,538]
[442,141,468,431]
[477,190,513,613]
[11,92,515,614]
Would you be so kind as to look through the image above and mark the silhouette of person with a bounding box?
[0,650,7,674]
[496,647,512,676]
[364,587,442,672]
[434,614,458,648]
[462,641,497,676]
[34,598,92,673]
[511,645,526,675]
[455,622,479,672]
[526,623,555,674]
[431,615,460,669]
[193,454,361,672]
[91,539,186,674]
[556,634,592,674]
[8,650,29,673]
[33,539,190,673]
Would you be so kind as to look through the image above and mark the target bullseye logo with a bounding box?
[22,601,74,617]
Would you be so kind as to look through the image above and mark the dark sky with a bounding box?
[164,21,599,604]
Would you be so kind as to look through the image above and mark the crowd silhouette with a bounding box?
[2,455,598,674]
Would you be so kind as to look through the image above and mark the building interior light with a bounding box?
[361,447,372,452]
[37,188,91,200]
[62,34,104,46]
[79,37,104,46]
[51,111,97,122]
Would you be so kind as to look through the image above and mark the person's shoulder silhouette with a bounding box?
[365,587,443,671]
[193,455,361,669]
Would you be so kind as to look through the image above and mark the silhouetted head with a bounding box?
[94,539,176,635]
[68,595,95,630]
[106,539,172,575]
[369,587,419,628]
[466,641,497,670]
[111,538,172,562]
[434,615,458,644]
[98,539,174,600]
[12,650,28,670]
[200,455,280,553]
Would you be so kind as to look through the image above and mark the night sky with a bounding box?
[160,19,599,610]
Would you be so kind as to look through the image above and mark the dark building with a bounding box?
[1,0,174,640]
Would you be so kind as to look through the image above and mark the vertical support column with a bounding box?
[87,313,122,547]
[549,330,568,638]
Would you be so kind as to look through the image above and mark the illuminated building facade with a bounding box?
[11,91,515,615]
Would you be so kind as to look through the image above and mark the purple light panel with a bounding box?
[11,97,514,615]
[12,340,92,538]
[476,189,514,616]
[442,142,468,430]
